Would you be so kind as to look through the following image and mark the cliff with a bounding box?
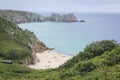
[0,17,49,65]
[0,10,47,24]
[0,10,78,23]
[49,13,78,22]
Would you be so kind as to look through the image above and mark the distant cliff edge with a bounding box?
[0,10,78,24]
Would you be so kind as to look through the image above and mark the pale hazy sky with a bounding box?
[0,0,120,13]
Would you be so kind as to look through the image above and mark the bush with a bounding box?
[103,47,120,66]
[79,51,94,60]
[84,40,118,57]
[60,40,119,70]
[75,62,97,75]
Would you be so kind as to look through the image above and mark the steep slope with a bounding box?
[57,48,120,80]
[0,10,78,23]
[0,17,49,65]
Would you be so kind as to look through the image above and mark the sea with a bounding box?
[19,13,120,55]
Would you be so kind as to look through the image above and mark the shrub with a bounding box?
[84,40,118,57]
[75,62,97,75]
[103,47,120,66]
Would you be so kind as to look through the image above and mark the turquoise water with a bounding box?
[19,13,120,55]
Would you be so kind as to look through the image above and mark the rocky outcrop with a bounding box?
[23,29,49,64]
[49,13,78,22]
[80,19,85,22]
[32,38,48,53]
[0,10,78,23]
[62,14,78,22]
[24,29,49,53]
[49,13,63,22]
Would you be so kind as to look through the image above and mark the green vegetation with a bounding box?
[0,14,119,80]
[58,40,120,80]
[0,39,120,80]
[0,17,34,64]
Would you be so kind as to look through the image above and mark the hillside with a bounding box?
[0,10,78,23]
[0,40,120,80]
[0,17,49,65]
[58,40,120,80]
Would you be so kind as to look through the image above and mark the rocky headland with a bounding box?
[0,10,78,24]
[49,13,78,22]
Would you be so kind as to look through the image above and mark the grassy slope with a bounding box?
[0,40,120,80]
[59,47,120,80]
[0,17,33,63]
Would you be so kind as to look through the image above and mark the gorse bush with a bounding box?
[60,40,119,70]
[84,40,118,56]
[103,47,120,66]
[75,62,97,74]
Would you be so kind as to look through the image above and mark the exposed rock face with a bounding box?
[0,10,78,23]
[24,29,49,53]
[0,10,47,24]
[23,29,49,64]
[32,38,48,53]
[62,14,78,22]
[30,37,48,64]
[49,13,78,22]
[49,13,63,22]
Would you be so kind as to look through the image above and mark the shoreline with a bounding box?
[52,50,75,56]
[28,50,73,70]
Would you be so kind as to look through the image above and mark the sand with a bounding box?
[28,50,72,70]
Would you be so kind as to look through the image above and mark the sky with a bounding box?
[0,0,120,13]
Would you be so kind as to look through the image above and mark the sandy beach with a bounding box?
[28,50,73,70]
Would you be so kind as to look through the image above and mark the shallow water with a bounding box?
[19,13,120,55]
